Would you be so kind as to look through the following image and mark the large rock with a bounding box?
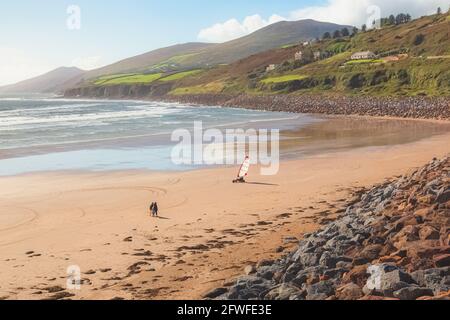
[335,283,364,300]
[365,264,416,297]
[393,287,434,300]
[436,190,450,204]
[306,281,335,300]
[204,287,228,299]
[264,284,302,300]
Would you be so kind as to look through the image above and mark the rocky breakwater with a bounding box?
[167,94,450,120]
[205,156,450,300]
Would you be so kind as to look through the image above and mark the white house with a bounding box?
[294,51,303,61]
[351,51,377,60]
[266,64,276,72]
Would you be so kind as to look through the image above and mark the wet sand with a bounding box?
[0,120,449,299]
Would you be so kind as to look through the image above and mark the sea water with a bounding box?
[0,97,312,175]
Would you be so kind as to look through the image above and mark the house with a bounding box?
[266,64,276,72]
[294,51,303,61]
[313,51,322,61]
[351,51,377,60]
[314,51,332,60]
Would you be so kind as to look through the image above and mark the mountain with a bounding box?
[0,67,85,94]
[193,19,352,66]
[84,42,214,79]
[83,19,351,79]
[3,19,351,94]
[65,12,450,99]
[169,13,450,97]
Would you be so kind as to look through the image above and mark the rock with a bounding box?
[343,265,369,287]
[319,251,337,268]
[419,226,440,240]
[265,284,301,300]
[359,244,383,263]
[44,286,65,293]
[393,287,434,300]
[291,273,308,287]
[417,291,450,300]
[359,295,400,301]
[123,236,133,242]
[275,246,285,253]
[244,265,256,275]
[48,292,75,300]
[301,253,321,267]
[434,254,450,268]
[282,264,302,283]
[436,190,450,204]
[84,270,96,275]
[257,260,274,268]
[335,283,364,300]
[306,281,335,300]
[365,264,416,296]
[393,225,420,248]
[414,208,432,220]
[203,287,228,299]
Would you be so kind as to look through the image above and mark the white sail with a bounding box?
[237,156,250,178]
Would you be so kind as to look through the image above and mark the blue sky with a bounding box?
[0,0,446,85]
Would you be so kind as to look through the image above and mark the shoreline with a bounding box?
[63,90,450,121]
[0,132,449,300]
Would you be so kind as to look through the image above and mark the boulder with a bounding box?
[434,254,450,268]
[265,284,301,300]
[365,265,416,297]
[335,283,364,300]
[343,265,370,287]
[436,190,450,204]
[393,287,433,300]
[244,265,256,275]
[203,287,228,299]
[306,281,335,300]
[419,226,440,240]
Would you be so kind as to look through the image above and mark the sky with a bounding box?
[0,0,447,86]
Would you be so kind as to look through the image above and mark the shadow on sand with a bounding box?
[245,182,280,187]
[155,216,170,220]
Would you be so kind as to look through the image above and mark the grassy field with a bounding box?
[95,73,163,85]
[94,74,137,85]
[170,81,225,95]
[261,74,308,84]
[159,70,203,82]
[345,59,384,65]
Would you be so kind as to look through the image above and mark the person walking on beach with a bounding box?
[149,202,155,217]
[152,202,159,217]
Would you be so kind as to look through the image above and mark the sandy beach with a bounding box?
[0,127,449,300]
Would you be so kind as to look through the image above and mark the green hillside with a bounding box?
[80,20,351,82]
[167,13,450,97]
[65,13,450,99]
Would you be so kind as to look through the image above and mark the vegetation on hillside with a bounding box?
[166,11,450,97]
[71,11,450,98]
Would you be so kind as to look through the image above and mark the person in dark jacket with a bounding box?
[152,202,159,217]
[149,202,155,216]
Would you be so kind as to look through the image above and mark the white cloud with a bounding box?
[198,0,449,43]
[0,47,53,86]
[71,56,103,71]
[289,0,448,27]
[198,14,286,42]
